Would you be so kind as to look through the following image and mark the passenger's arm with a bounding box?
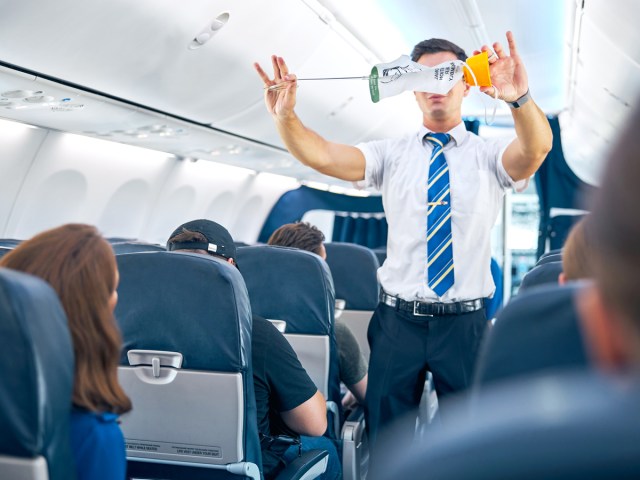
[346,374,368,405]
[280,389,328,437]
[254,56,366,182]
[476,32,553,181]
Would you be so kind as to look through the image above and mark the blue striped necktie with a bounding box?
[425,133,454,297]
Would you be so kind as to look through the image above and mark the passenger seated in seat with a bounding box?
[558,216,595,284]
[167,219,341,480]
[268,222,368,409]
[0,224,132,480]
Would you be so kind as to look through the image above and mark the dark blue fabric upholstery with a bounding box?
[378,371,640,480]
[0,238,22,248]
[0,247,11,259]
[536,253,562,266]
[518,261,562,292]
[474,283,587,388]
[0,268,75,480]
[236,245,342,420]
[324,242,379,310]
[114,251,261,478]
[110,241,165,254]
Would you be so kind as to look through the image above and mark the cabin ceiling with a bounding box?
[0,0,637,187]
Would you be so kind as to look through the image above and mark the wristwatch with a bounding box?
[507,89,531,109]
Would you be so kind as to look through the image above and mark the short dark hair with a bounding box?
[590,103,640,330]
[411,38,467,63]
[168,228,231,262]
[168,229,207,245]
[267,222,325,256]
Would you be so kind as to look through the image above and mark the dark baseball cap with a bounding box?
[167,219,236,262]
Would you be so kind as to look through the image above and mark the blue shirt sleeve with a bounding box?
[70,409,126,480]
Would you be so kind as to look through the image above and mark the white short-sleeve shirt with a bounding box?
[356,122,527,302]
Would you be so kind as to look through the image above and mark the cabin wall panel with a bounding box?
[0,121,48,237]
[141,161,297,245]
[4,130,175,239]
[1,122,298,244]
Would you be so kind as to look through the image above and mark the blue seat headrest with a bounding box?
[324,242,380,310]
[474,282,588,387]
[536,253,563,266]
[0,268,75,480]
[519,261,562,292]
[111,242,166,254]
[115,251,252,372]
[236,245,334,335]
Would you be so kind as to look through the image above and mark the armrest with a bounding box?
[341,405,368,480]
[276,449,329,480]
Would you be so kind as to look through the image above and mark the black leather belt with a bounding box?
[380,291,484,317]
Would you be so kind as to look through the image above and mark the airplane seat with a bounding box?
[110,241,166,254]
[324,242,380,362]
[106,237,135,243]
[0,239,22,248]
[518,261,563,292]
[536,253,562,266]
[114,251,327,480]
[236,245,340,429]
[473,282,588,390]
[538,248,562,261]
[378,371,640,479]
[0,268,75,480]
[237,245,368,480]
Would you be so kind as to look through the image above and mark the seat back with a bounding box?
[0,268,75,480]
[236,246,340,421]
[474,282,588,389]
[110,241,166,254]
[324,242,379,361]
[539,248,562,260]
[114,251,260,480]
[0,238,22,248]
[379,371,640,480]
[536,253,562,266]
[518,261,562,292]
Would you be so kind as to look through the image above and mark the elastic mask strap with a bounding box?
[462,63,499,126]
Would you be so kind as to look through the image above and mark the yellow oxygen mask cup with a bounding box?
[463,51,493,87]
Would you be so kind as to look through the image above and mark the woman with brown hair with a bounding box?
[0,223,131,480]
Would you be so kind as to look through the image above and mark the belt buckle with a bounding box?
[413,301,433,317]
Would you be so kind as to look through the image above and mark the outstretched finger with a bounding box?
[479,45,498,63]
[254,62,273,87]
[493,41,507,59]
[271,55,282,82]
[506,31,518,57]
[277,56,289,78]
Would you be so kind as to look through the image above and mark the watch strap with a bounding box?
[507,88,531,109]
